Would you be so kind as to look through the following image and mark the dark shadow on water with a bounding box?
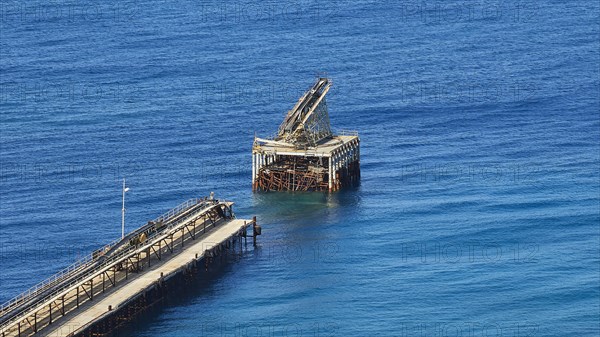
[251,187,363,224]
[113,248,254,337]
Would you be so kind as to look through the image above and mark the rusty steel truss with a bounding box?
[276,78,333,149]
[253,78,360,192]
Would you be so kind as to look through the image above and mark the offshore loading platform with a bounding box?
[252,78,360,192]
[0,196,260,337]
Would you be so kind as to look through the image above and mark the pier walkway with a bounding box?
[0,198,257,337]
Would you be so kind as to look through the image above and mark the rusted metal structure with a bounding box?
[0,196,260,337]
[252,78,360,192]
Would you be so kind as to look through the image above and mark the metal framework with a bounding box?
[252,78,360,192]
[276,78,333,148]
[0,198,253,337]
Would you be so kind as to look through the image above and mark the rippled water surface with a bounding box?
[1,1,599,336]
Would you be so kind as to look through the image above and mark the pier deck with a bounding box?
[0,198,258,337]
[40,219,249,337]
[255,135,358,158]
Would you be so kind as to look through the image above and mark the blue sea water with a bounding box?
[1,0,599,336]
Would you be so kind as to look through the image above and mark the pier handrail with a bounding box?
[0,198,227,332]
[335,129,359,137]
[261,130,359,140]
[0,197,208,315]
[0,252,96,314]
[154,197,202,224]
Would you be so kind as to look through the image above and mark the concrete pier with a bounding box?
[0,198,259,337]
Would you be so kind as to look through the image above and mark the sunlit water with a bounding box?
[1,1,599,336]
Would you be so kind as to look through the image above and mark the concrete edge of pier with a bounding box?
[23,218,258,337]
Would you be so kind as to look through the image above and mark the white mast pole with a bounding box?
[121,178,129,239]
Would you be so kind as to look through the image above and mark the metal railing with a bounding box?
[154,198,203,224]
[335,129,359,137]
[0,198,223,333]
[257,130,358,143]
[0,197,209,316]
[0,253,95,314]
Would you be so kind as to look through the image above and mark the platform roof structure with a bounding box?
[254,134,358,158]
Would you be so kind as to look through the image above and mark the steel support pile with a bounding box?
[253,136,360,192]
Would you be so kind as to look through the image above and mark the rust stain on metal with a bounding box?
[253,78,360,192]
